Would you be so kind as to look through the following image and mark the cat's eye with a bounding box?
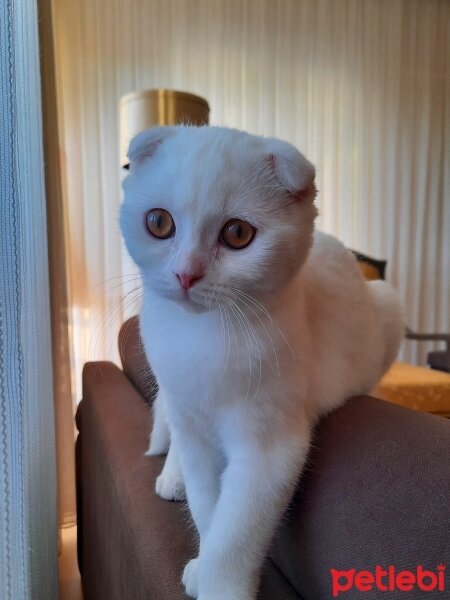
[220,219,256,250]
[145,208,175,239]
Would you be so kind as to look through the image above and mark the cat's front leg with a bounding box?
[193,427,311,600]
[147,390,186,501]
[145,389,170,456]
[174,429,223,598]
[155,440,186,501]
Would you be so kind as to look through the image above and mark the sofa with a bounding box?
[76,317,450,599]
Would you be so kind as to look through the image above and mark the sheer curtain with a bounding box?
[52,0,450,402]
[1,0,57,596]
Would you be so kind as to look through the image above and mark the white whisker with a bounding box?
[219,301,233,381]
[227,292,280,377]
[226,286,296,361]
[228,297,263,399]
[225,297,253,399]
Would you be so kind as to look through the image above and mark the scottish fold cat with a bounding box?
[120,125,403,600]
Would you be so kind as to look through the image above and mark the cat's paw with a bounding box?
[182,558,199,598]
[155,471,186,501]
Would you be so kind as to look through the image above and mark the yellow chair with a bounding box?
[352,251,450,416]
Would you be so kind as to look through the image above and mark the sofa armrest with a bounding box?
[77,362,450,600]
[77,360,189,600]
[270,396,450,599]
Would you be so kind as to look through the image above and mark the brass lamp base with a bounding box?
[120,89,210,167]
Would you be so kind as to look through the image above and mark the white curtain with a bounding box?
[1,0,58,597]
[52,0,450,402]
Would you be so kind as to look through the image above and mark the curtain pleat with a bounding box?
[52,0,450,402]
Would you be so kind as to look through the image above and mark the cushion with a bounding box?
[374,362,450,416]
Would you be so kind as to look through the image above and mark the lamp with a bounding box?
[119,89,210,168]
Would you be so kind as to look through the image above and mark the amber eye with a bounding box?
[220,219,256,250]
[145,208,175,239]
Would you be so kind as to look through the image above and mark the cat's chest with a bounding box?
[140,302,266,400]
[142,304,217,355]
[142,305,230,380]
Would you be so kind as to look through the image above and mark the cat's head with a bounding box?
[120,126,317,313]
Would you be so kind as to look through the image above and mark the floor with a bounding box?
[59,525,83,600]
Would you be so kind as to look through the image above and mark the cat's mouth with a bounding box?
[155,282,216,313]
[172,287,209,313]
[177,292,210,313]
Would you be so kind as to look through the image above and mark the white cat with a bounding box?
[120,125,403,600]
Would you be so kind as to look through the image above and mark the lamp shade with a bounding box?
[119,89,210,167]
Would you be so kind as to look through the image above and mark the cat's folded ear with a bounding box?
[127,126,176,168]
[265,138,316,200]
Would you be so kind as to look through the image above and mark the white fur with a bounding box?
[120,126,403,600]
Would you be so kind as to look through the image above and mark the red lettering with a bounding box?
[375,565,388,591]
[438,565,446,591]
[330,564,446,594]
[388,565,395,591]
[395,571,415,591]
[330,569,355,598]
[417,566,437,591]
[354,571,374,591]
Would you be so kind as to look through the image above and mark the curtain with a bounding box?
[52,0,450,402]
[0,0,58,597]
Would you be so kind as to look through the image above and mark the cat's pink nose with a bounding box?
[176,272,204,290]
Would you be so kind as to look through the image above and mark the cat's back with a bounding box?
[298,230,393,413]
[301,229,378,363]
[303,230,363,296]
[306,229,356,270]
